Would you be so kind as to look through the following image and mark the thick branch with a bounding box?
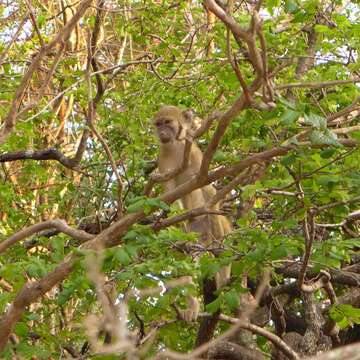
[204,0,249,41]
[0,134,89,169]
[277,262,360,287]
[0,219,94,254]
[208,341,264,360]
[0,13,29,64]
[328,96,360,123]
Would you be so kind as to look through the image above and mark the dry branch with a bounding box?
[0,140,89,169]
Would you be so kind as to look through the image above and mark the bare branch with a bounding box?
[23,56,155,125]
[315,193,360,212]
[157,313,299,360]
[0,138,358,350]
[0,137,90,170]
[204,0,249,41]
[333,124,360,134]
[286,167,315,290]
[277,262,360,287]
[200,78,261,175]
[19,42,66,115]
[152,208,225,230]
[301,270,332,293]
[192,111,222,138]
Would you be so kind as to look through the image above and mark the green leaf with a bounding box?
[270,246,287,260]
[284,0,299,14]
[14,322,28,337]
[200,256,221,279]
[303,113,327,130]
[266,0,281,14]
[320,148,336,158]
[206,297,220,314]
[114,247,131,266]
[231,260,245,276]
[213,150,228,162]
[281,153,297,166]
[330,304,360,329]
[280,109,300,125]
[127,196,169,214]
[26,258,48,278]
[314,24,330,33]
[37,15,46,28]
[127,198,146,213]
[147,198,170,211]
[309,129,341,147]
[223,290,240,310]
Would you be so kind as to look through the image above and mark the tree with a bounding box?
[0,0,359,359]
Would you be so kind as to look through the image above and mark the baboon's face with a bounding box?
[154,106,183,144]
[154,117,179,144]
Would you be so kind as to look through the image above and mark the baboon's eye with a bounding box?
[165,119,171,124]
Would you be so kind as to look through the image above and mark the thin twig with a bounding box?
[24,0,45,47]
[275,78,360,90]
[0,13,29,64]
[226,29,250,99]
[314,196,360,213]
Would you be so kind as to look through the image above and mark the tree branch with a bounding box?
[276,78,360,90]
[0,137,89,169]
[0,219,94,254]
